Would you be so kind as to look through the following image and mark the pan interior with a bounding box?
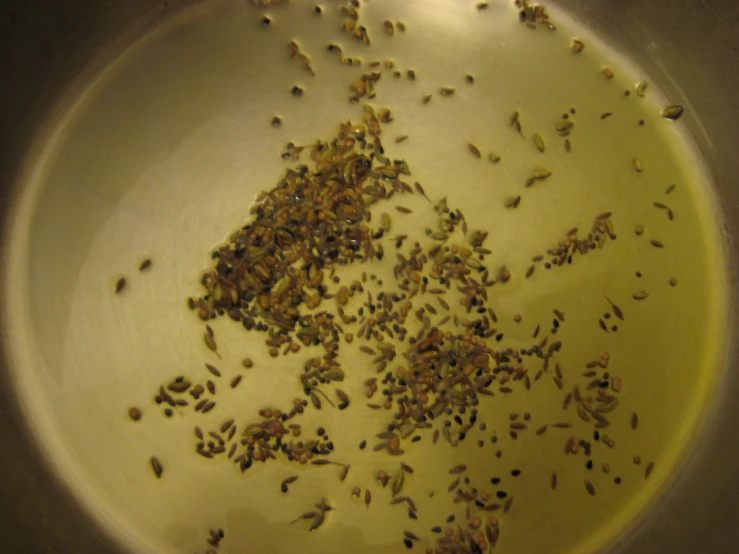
[2,1,727,553]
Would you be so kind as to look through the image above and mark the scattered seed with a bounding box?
[551,472,557,490]
[204,332,220,358]
[584,480,596,496]
[150,456,163,478]
[449,464,467,474]
[636,81,647,97]
[440,87,456,96]
[572,39,585,53]
[115,277,126,294]
[506,196,522,209]
[633,291,649,300]
[205,363,221,377]
[533,133,545,153]
[139,259,152,271]
[533,169,552,180]
[645,462,654,479]
[310,392,322,409]
[669,277,677,287]
[631,412,639,430]
[650,239,664,248]
[468,143,481,158]
[605,296,624,320]
[633,157,644,172]
[128,407,141,421]
[661,105,684,120]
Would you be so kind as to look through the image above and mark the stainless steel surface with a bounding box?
[1,1,738,552]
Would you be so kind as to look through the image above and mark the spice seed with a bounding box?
[551,472,557,490]
[572,39,585,53]
[138,258,152,271]
[584,480,596,496]
[230,375,242,388]
[661,105,684,120]
[205,363,221,377]
[533,133,545,153]
[449,464,467,474]
[468,143,481,158]
[645,462,654,479]
[150,456,163,479]
[115,277,126,294]
[650,239,664,248]
[633,157,644,172]
[631,412,639,430]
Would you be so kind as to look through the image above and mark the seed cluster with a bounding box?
[124,2,689,552]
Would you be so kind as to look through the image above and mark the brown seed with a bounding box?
[220,418,234,433]
[201,401,216,413]
[396,206,413,214]
[447,477,460,492]
[404,531,420,541]
[115,277,126,294]
[633,291,649,300]
[440,87,456,96]
[645,462,654,479]
[205,363,221,377]
[242,358,253,368]
[661,105,684,120]
[365,488,371,506]
[310,392,321,409]
[572,39,585,53]
[468,143,481,158]
[449,464,467,474]
[291,511,318,524]
[204,333,220,358]
[669,277,678,287]
[650,239,664,248]
[551,472,557,490]
[282,475,299,486]
[401,462,414,474]
[584,480,596,496]
[339,464,350,481]
[422,94,432,104]
[631,412,639,430]
[150,456,163,478]
[128,407,142,421]
[230,375,242,388]
[605,296,624,320]
[139,259,152,271]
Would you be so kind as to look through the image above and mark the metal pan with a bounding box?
[1,1,738,552]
